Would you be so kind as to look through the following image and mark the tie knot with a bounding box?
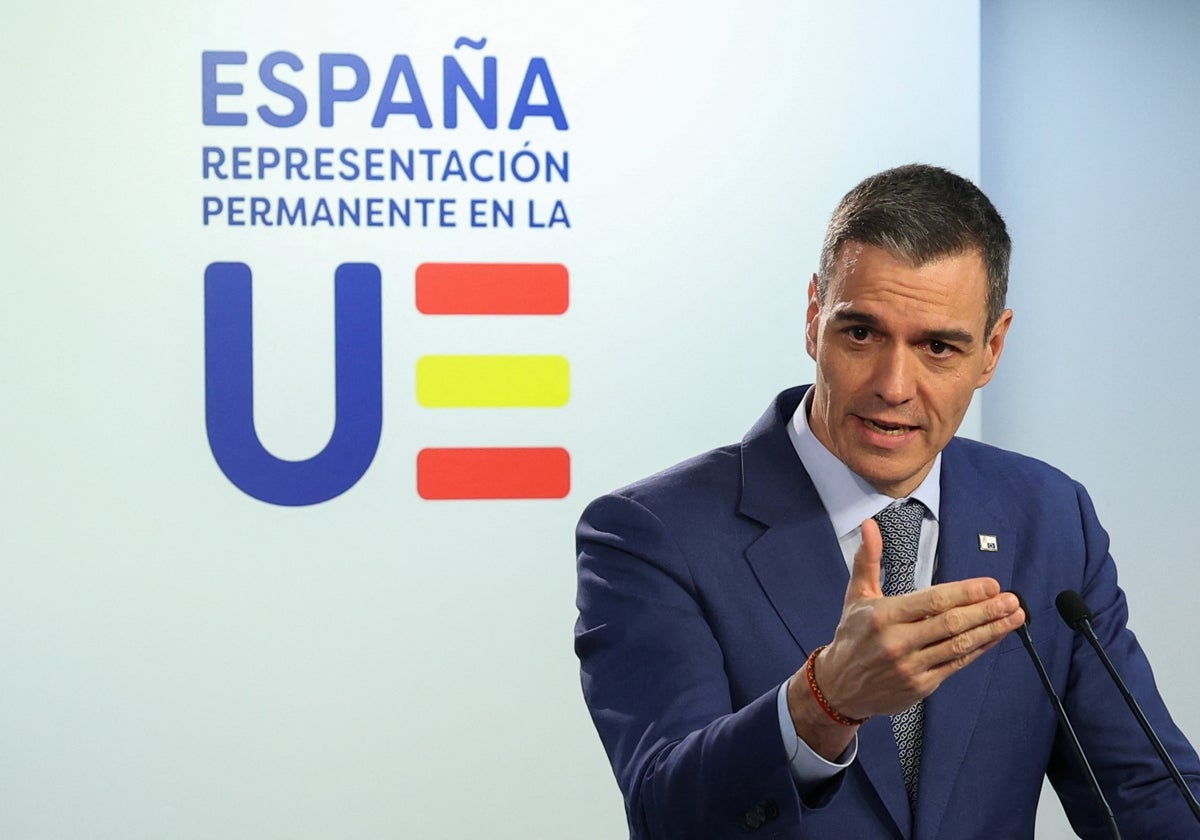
[873,499,926,539]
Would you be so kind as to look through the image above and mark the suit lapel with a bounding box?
[915,441,1015,839]
[738,388,912,838]
[738,387,850,655]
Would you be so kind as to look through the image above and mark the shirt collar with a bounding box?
[786,388,941,539]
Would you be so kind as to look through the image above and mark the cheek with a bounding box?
[925,379,977,422]
[814,351,847,395]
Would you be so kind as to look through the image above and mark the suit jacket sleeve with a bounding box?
[1047,481,1200,838]
[575,491,839,838]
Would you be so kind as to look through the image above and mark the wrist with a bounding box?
[785,648,861,763]
[806,644,870,726]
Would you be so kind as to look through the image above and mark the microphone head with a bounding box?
[1007,590,1031,626]
[1056,590,1093,631]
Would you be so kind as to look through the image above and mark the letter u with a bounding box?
[204,262,382,505]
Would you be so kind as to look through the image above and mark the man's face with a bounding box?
[806,242,1012,498]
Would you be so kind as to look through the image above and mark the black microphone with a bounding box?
[1009,591,1121,839]
[1056,589,1200,824]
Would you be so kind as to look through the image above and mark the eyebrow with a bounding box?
[829,309,977,345]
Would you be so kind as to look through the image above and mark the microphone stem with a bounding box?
[1018,627,1121,840]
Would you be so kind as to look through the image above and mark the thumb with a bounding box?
[847,518,884,604]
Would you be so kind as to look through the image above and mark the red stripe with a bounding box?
[415,263,569,315]
[417,447,571,500]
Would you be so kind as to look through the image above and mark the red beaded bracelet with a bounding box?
[805,644,869,727]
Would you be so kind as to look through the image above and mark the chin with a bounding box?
[849,459,922,495]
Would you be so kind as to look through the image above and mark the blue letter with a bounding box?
[319,53,370,127]
[372,55,432,128]
[443,55,496,128]
[258,51,307,127]
[204,262,383,506]
[508,58,568,130]
[202,51,248,126]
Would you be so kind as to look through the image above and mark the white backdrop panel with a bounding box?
[1,2,980,837]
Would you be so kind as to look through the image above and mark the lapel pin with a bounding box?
[978,534,999,552]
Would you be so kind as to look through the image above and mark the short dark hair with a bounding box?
[817,164,1011,333]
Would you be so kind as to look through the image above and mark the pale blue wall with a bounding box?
[982,2,1200,835]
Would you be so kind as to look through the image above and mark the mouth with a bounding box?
[861,417,918,436]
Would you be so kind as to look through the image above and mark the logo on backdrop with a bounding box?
[200,38,572,506]
[199,38,569,230]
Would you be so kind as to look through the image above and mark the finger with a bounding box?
[885,576,1004,623]
[914,603,1025,671]
[891,618,1022,702]
[904,591,1023,645]
[896,593,1022,659]
[921,625,1014,687]
[846,518,884,603]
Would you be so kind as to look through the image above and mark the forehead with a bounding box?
[827,242,990,327]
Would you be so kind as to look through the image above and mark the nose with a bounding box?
[872,345,916,406]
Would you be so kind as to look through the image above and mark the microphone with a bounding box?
[1056,590,1200,824]
[1009,591,1121,839]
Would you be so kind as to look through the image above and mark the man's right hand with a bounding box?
[786,517,1024,759]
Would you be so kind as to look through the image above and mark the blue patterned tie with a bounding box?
[874,499,926,809]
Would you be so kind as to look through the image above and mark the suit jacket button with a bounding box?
[741,805,766,830]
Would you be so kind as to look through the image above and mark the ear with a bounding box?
[806,274,821,360]
[976,308,1013,388]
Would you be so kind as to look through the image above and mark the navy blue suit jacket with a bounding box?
[575,386,1200,839]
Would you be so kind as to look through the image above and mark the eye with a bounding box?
[848,326,871,342]
[928,340,954,356]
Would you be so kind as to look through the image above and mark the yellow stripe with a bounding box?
[416,355,570,407]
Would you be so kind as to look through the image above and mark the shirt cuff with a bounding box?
[776,678,857,791]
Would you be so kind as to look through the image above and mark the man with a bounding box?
[575,165,1200,838]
